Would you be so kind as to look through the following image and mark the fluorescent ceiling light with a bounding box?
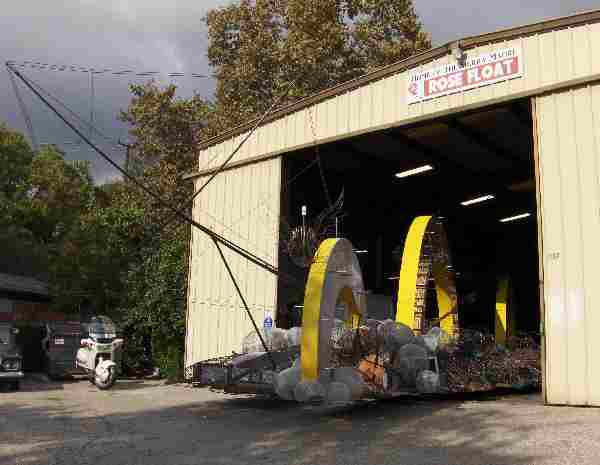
[500,212,531,223]
[353,249,368,254]
[395,164,434,179]
[461,194,495,206]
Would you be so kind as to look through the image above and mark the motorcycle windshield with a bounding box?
[87,317,117,340]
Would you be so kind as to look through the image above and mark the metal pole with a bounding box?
[7,66,38,151]
[89,70,94,139]
[8,66,280,277]
[212,238,276,369]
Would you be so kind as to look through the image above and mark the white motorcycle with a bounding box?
[76,316,123,390]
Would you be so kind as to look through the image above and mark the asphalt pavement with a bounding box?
[2,375,600,465]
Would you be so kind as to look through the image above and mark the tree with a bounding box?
[0,130,95,282]
[119,224,189,379]
[50,182,147,314]
[205,0,431,133]
[22,145,95,247]
[117,83,212,378]
[0,123,35,227]
[119,82,212,203]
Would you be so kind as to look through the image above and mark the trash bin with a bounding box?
[42,322,83,379]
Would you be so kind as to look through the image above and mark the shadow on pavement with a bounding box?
[0,384,546,465]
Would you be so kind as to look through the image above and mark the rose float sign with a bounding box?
[407,47,523,104]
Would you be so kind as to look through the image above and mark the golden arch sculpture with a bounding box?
[495,277,515,345]
[395,216,459,336]
[300,238,365,382]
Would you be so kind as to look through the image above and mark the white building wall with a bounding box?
[185,158,281,366]
[536,82,600,406]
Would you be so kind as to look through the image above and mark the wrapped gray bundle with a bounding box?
[422,326,449,353]
[271,328,289,351]
[395,343,429,387]
[377,319,415,353]
[416,370,440,393]
[358,323,379,354]
[273,358,301,400]
[333,366,367,400]
[287,326,302,347]
[241,330,264,354]
[325,381,353,404]
[294,380,325,403]
[241,328,289,353]
[365,318,381,336]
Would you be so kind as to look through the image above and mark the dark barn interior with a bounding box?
[278,98,540,336]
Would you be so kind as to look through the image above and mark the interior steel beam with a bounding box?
[384,129,532,201]
[335,140,401,172]
[445,119,527,166]
[385,130,484,176]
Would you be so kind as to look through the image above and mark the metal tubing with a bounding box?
[211,238,277,370]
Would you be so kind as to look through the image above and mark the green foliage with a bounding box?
[0,125,48,278]
[22,145,95,247]
[0,133,95,283]
[50,183,148,314]
[120,224,189,380]
[205,0,431,133]
[0,124,34,197]
[0,124,35,228]
[119,82,212,188]
[1,3,431,379]
[116,83,210,380]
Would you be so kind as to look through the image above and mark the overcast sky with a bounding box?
[1,0,597,183]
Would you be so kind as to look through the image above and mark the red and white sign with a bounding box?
[407,47,523,104]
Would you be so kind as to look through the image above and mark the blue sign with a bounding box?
[264,315,273,328]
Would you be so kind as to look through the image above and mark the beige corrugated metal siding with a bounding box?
[185,158,281,366]
[536,82,600,406]
[195,22,600,173]
[187,15,600,403]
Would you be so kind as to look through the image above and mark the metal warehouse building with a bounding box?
[185,10,600,406]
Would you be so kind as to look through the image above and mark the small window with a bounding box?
[0,298,14,314]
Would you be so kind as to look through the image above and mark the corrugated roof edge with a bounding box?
[0,272,49,297]
[194,8,600,156]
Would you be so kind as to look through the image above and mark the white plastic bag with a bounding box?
[378,319,414,352]
[416,370,440,394]
[294,380,325,403]
[273,358,301,400]
[287,327,302,347]
[395,343,428,386]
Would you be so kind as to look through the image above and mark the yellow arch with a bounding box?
[495,277,515,345]
[395,216,459,335]
[300,238,364,382]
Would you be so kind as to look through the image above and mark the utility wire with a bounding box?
[213,238,275,367]
[7,67,38,151]
[156,79,299,234]
[23,72,123,148]
[11,63,314,273]
[8,64,290,360]
[13,64,282,264]
[7,60,209,78]
[9,63,306,298]
[7,65,279,278]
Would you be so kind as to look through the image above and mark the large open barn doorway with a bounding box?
[278,98,539,343]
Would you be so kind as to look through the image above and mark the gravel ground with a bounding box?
[1,375,600,465]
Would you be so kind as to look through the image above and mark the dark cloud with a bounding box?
[1,1,598,183]
[414,0,599,44]
[1,0,223,183]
